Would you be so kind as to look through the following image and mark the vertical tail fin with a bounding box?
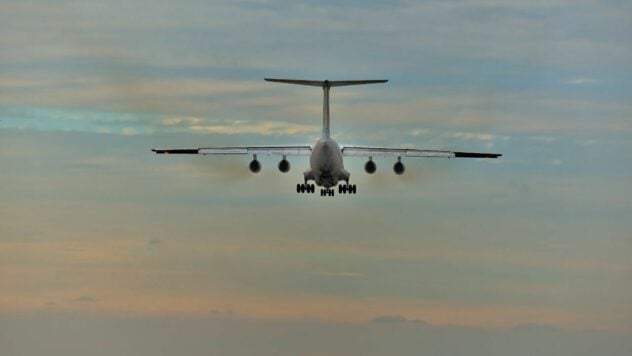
[264,79,388,138]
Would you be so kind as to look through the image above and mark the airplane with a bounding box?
[152,79,502,197]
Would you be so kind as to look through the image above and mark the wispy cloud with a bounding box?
[73,296,96,303]
[371,315,427,324]
[563,78,600,85]
[453,131,496,141]
[160,117,204,126]
[310,271,364,278]
[122,127,137,136]
[190,120,319,136]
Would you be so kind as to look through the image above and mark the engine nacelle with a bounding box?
[393,159,405,175]
[278,158,290,173]
[249,159,261,173]
[364,160,377,174]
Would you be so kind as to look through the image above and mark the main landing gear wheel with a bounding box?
[338,184,357,194]
[296,183,315,194]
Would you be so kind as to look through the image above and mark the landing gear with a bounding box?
[298,183,355,197]
[296,183,315,194]
[320,188,335,196]
[338,183,357,194]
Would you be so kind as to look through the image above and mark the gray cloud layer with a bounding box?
[1,313,630,356]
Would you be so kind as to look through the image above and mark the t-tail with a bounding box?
[264,78,388,138]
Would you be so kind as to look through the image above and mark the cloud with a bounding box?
[453,132,497,141]
[190,120,319,136]
[122,127,137,136]
[563,78,600,85]
[529,136,557,143]
[311,271,363,278]
[207,309,233,318]
[371,315,427,324]
[159,117,204,127]
[512,323,560,332]
[3,313,631,356]
[73,296,96,303]
[372,315,407,323]
[410,128,430,136]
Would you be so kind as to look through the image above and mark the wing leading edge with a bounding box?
[152,145,312,156]
[341,146,501,159]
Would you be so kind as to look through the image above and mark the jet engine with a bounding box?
[393,158,405,175]
[249,158,261,173]
[364,159,377,174]
[278,158,290,173]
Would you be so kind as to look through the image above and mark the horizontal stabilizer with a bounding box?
[265,78,387,87]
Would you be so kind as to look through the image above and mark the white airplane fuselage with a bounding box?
[305,137,349,188]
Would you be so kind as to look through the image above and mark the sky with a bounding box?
[1,0,631,355]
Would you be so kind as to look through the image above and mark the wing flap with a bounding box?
[200,146,312,156]
[342,146,454,158]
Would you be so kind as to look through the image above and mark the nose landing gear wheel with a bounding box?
[320,188,335,197]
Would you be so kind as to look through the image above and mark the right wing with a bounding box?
[342,146,501,159]
[152,145,312,156]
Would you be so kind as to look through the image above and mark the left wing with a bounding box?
[342,146,501,159]
[152,145,312,156]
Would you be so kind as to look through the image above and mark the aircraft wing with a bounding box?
[152,145,312,156]
[341,146,502,159]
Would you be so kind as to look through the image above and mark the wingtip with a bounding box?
[454,152,503,158]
